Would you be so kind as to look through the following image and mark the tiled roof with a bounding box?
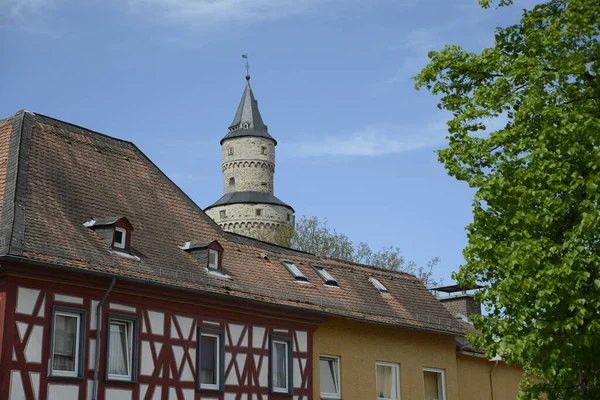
[0,110,465,336]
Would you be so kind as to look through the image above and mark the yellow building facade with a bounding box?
[313,317,522,400]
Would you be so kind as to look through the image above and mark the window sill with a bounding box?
[196,386,224,393]
[104,378,137,385]
[269,391,294,397]
[47,375,84,382]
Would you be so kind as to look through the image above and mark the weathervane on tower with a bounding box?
[242,54,250,80]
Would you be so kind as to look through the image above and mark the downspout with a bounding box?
[489,360,499,400]
[92,278,116,400]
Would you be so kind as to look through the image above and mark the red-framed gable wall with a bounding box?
[0,264,318,400]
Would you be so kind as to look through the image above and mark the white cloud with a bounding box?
[0,0,54,24]
[293,120,449,157]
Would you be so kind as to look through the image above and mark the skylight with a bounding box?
[282,261,308,281]
[369,277,388,293]
[313,265,338,286]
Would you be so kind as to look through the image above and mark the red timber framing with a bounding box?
[0,262,320,400]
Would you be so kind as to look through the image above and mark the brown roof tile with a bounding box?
[0,111,465,336]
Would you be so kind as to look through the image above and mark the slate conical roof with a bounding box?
[220,76,277,145]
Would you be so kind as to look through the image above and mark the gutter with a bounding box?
[92,277,116,400]
[489,360,499,400]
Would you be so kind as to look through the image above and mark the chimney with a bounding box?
[431,284,483,321]
[438,294,481,319]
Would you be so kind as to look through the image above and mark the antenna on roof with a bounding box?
[242,53,250,80]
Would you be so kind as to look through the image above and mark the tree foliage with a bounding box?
[290,216,442,287]
[415,0,600,398]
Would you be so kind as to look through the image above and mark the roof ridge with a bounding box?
[321,255,417,279]
[30,112,136,146]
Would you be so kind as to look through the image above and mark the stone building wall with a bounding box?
[221,137,275,194]
[205,203,294,242]
[439,294,481,318]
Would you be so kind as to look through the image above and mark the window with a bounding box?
[208,249,219,270]
[287,214,291,222]
[228,147,234,155]
[376,362,400,400]
[261,182,267,187]
[256,209,262,216]
[370,277,388,293]
[106,316,138,382]
[261,146,267,155]
[229,177,235,186]
[271,337,292,394]
[198,330,224,391]
[243,123,249,129]
[313,265,338,286]
[423,368,445,400]
[219,210,226,218]
[50,308,85,378]
[320,356,340,399]
[113,227,127,249]
[282,260,308,281]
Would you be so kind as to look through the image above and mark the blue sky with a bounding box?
[0,0,526,284]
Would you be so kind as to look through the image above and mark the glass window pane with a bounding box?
[108,322,129,376]
[53,314,78,372]
[284,262,304,278]
[424,371,442,400]
[320,358,339,395]
[209,251,217,268]
[200,335,218,385]
[377,364,397,399]
[273,341,288,390]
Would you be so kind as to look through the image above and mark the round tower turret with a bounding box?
[206,75,295,244]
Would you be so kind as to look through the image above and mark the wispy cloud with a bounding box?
[124,0,326,25]
[292,120,449,157]
[0,0,55,27]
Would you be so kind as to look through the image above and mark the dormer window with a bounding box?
[180,240,225,276]
[84,216,133,254]
[243,123,249,129]
[282,260,308,282]
[313,265,338,286]
[369,277,388,293]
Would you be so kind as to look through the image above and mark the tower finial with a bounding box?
[242,54,250,80]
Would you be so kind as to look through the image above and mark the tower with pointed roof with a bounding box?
[205,75,295,244]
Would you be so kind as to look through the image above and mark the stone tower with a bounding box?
[205,75,295,243]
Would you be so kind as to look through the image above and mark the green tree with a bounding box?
[414,0,600,398]
[290,216,442,287]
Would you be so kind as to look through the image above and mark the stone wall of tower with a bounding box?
[205,203,294,242]
[222,137,275,194]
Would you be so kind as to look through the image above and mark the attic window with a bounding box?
[282,260,308,282]
[313,265,338,286]
[180,240,225,276]
[243,123,249,129]
[84,216,133,254]
[369,277,388,293]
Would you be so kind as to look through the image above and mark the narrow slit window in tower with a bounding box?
[261,146,267,155]
[219,210,226,218]
[256,209,262,216]
[229,177,235,187]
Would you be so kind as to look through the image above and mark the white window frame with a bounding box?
[320,355,341,399]
[208,249,219,270]
[271,338,291,394]
[113,227,127,249]
[376,361,400,400]
[107,319,134,381]
[199,332,221,390]
[423,367,446,400]
[51,310,82,378]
